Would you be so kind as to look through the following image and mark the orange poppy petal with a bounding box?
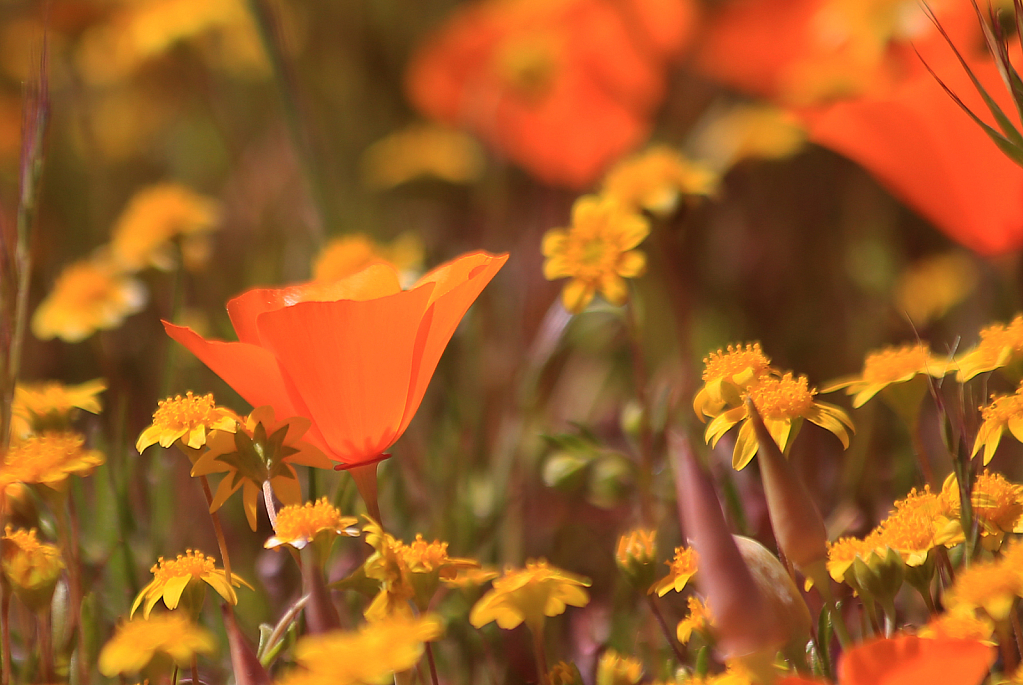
[162,321,299,417]
[398,252,508,436]
[256,286,435,464]
[838,634,995,685]
[226,263,402,345]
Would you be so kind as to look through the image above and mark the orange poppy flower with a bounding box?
[163,251,507,467]
[777,634,995,685]
[405,0,697,189]
[801,47,1023,256]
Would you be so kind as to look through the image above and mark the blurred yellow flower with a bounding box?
[957,314,1023,382]
[920,608,995,643]
[281,614,444,685]
[893,252,978,326]
[937,471,1023,550]
[944,557,1023,623]
[615,528,658,589]
[360,124,485,189]
[108,183,222,273]
[265,497,358,551]
[441,566,500,589]
[705,373,853,470]
[2,431,105,491]
[676,595,714,644]
[601,145,718,216]
[595,649,643,685]
[12,378,106,435]
[826,531,885,583]
[652,545,698,596]
[131,549,252,618]
[876,486,942,566]
[973,383,1023,465]
[98,613,216,677]
[822,342,950,408]
[692,104,806,171]
[1,526,64,612]
[312,232,424,285]
[469,559,590,632]
[694,342,774,420]
[192,406,333,530]
[136,391,239,455]
[542,195,649,313]
[31,259,146,343]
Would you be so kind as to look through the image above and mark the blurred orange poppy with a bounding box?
[801,47,1023,256]
[405,0,697,189]
[164,251,507,467]
[777,634,995,685]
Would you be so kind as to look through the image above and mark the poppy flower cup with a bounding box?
[163,251,508,518]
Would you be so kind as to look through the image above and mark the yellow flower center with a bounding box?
[972,471,1023,531]
[947,560,1023,610]
[273,498,345,542]
[402,535,450,572]
[702,343,771,383]
[151,392,220,431]
[6,432,86,472]
[747,373,815,420]
[974,315,1023,360]
[667,546,698,577]
[2,526,44,554]
[66,264,120,305]
[981,387,1023,424]
[151,550,215,582]
[861,343,934,383]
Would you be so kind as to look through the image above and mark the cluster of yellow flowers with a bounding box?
[31,183,221,343]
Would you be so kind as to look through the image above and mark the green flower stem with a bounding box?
[624,292,654,527]
[191,655,200,685]
[425,642,441,685]
[646,594,686,664]
[198,475,233,586]
[528,621,549,683]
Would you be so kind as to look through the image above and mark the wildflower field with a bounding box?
[5,0,1023,683]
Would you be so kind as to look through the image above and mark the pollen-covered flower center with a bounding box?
[702,343,770,382]
[747,373,814,419]
[496,35,558,99]
[8,432,86,470]
[3,526,44,554]
[981,386,1023,424]
[616,529,656,565]
[861,343,932,383]
[977,315,1023,354]
[562,232,620,281]
[151,550,215,582]
[151,392,219,431]
[273,498,344,541]
[667,546,698,577]
[402,535,451,571]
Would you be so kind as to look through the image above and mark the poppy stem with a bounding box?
[191,654,200,685]
[349,463,382,526]
[425,641,441,685]
[529,624,549,682]
[198,475,233,586]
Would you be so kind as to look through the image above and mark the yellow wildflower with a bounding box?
[1,527,64,611]
[2,431,105,490]
[652,545,698,596]
[957,314,1023,381]
[826,532,886,583]
[282,614,443,685]
[876,486,943,566]
[937,471,1023,550]
[676,595,714,645]
[972,382,1023,465]
[136,392,239,455]
[441,566,501,589]
[691,104,806,171]
[265,497,358,551]
[360,124,485,189]
[601,145,719,216]
[595,649,644,685]
[362,519,480,617]
[312,232,424,285]
[822,342,950,408]
[547,661,584,685]
[920,609,995,643]
[542,195,649,313]
[131,550,252,618]
[31,259,146,343]
[192,406,333,530]
[12,378,106,435]
[894,252,978,326]
[693,342,774,420]
[615,528,658,589]
[706,372,853,470]
[98,613,216,676]
[944,557,1023,623]
[108,183,221,272]
[469,559,591,632]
